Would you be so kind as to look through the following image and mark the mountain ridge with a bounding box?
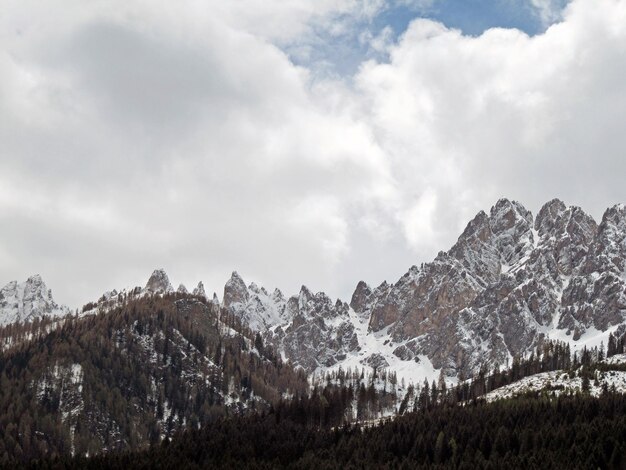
[3,198,626,386]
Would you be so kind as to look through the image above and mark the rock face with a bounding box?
[0,275,69,325]
[222,274,359,371]
[223,199,626,382]
[269,287,359,371]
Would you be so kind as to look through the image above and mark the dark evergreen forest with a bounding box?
[28,392,626,469]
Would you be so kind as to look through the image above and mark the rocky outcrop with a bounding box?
[0,275,69,325]
[144,269,173,295]
[192,281,207,298]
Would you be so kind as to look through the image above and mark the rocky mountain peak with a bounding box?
[177,284,188,294]
[144,269,173,295]
[223,271,249,308]
[350,281,372,314]
[458,210,491,244]
[489,198,532,231]
[27,273,44,285]
[602,204,626,226]
[585,204,626,274]
[271,288,285,303]
[192,281,207,298]
[0,275,69,326]
[535,198,567,237]
[298,285,313,304]
[248,282,260,294]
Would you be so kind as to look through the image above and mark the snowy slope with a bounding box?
[485,355,626,402]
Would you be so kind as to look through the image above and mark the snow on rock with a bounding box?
[0,275,69,326]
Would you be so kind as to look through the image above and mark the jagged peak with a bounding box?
[535,198,567,236]
[0,275,67,326]
[543,197,567,211]
[145,268,173,294]
[350,280,372,314]
[1,280,18,291]
[601,203,626,225]
[299,285,313,299]
[192,281,206,298]
[26,274,44,284]
[212,293,220,304]
[224,271,247,292]
[457,210,491,243]
[271,288,285,302]
[489,198,532,233]
[223,271,249,307]
[2,275,50,295]
[248,282,260,294]
[177,284,188,294]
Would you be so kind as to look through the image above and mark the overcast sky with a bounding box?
[1,0,626,308]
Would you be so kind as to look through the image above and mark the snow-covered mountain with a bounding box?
[0,274,69,326]
[219,198,626,384]
[3,198,626,387]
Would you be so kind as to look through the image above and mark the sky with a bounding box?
[1,0,626,308]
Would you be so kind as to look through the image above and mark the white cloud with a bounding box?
[1,0,626,308]
[530,0,565,25]
[355,0,626,249]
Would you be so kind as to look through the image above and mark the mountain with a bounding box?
[221,198,626,383]
[2,198,626,387]
[0,274,69,326]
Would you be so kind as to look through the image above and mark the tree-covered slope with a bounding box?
[0,293,308,464]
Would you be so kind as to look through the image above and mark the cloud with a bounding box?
[529,0,567,25]
[1,0,626,308]
[355,0,626,248]
[0,0,397,305]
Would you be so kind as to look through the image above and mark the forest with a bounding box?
[28,392,626,469]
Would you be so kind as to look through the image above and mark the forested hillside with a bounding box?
[0,293,308,464]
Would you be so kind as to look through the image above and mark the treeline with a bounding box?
[33,392,626,469]
[232,339,614,431]
[0,294,309,465]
